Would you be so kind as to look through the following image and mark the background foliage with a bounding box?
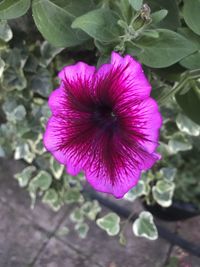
[0,0,200,242]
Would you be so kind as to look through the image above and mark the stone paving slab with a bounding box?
[169,216,200,267]
[33,237,101,267]
[1,159,200,267]
[169,245,200,267]
[0,201,47,267]
[0,159,68,232]
[56,209,171,267]
[177,216,200,245]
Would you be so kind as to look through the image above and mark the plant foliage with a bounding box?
[0,0,200,242]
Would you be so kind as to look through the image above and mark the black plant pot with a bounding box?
[143,201,200,221]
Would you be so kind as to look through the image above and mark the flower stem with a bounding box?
[157,69,200,106]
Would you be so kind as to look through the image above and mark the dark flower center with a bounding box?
[92,104,117,130]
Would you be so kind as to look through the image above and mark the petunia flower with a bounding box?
[43,52,162,198]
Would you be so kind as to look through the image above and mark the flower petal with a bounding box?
[85,164,141,198]
[111,52,151,98]
[43,116,67,164]
[48,87,67,116]
[58,62,96,83]
[43,53,162,198]
[130,97,162,153]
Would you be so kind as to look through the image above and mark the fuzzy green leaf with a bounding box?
[32,0,92,47]
[136,29,197,68]
[0,0,30,19]
[183,0,200,36]
[129,0,143,11]
[72,8,121,43]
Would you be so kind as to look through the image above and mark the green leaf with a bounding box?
[57,226,69,236]
[42,188,58,203]
[40,41,64,67]
[5,105,26,122]
[176,86,200,125]
[29,171,52,208]
[2,67,27,91]
[32,0,92,47]
[0,146,5,157]
[75,222,89,239]
[81,200,101,220]
[29,134,46,156]
[178,28,200,48]
[129,0,143,11]
[30,170,52,191]
[24,54,38,73]
[42,188,61,211]
[176,114,200,136]
[180,51,200,70]
[151,9,168,25]
[14,143,35,163]
[2,48,27,69]
[159,167,177,182]
[183,0,200,36]
[30,68,52,97]
[0,57,5,77]
[0,0,30,19]
[50,157,64,180]
[136,29,197,68]
[152,180,175,207]
[72,8,121,43]
[124,180,145,201]
[168,133,192,153]
[0,20,12,41]
[70,208,84,223]
[132,211,158,240]
[145,0,180,30]
[63,189,82,204]
[142,29,159,38]
[14,166,36,187]
[178,29,200,69]
[96,213,120,236]
[114,0,133,23]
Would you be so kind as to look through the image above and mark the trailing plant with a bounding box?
[0,0,200,242]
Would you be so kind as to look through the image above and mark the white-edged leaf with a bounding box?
[70,208,84,223]
[75,222,89,239]
[14,166,36,187]
[96,213,120,236]
[152,180,175,207]
[124,180,145,201]
[50,157,64,180]
[0,20,12,41]
[0,57,5,77]
[159,167,177,182]
[133,211,158,240]
[176,113,200,136]
[168,133,192,153]
[30,170,52,191]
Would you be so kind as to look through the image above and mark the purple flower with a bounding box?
[43,52,162,198]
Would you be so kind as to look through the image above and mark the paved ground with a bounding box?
[0,159,199,267]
